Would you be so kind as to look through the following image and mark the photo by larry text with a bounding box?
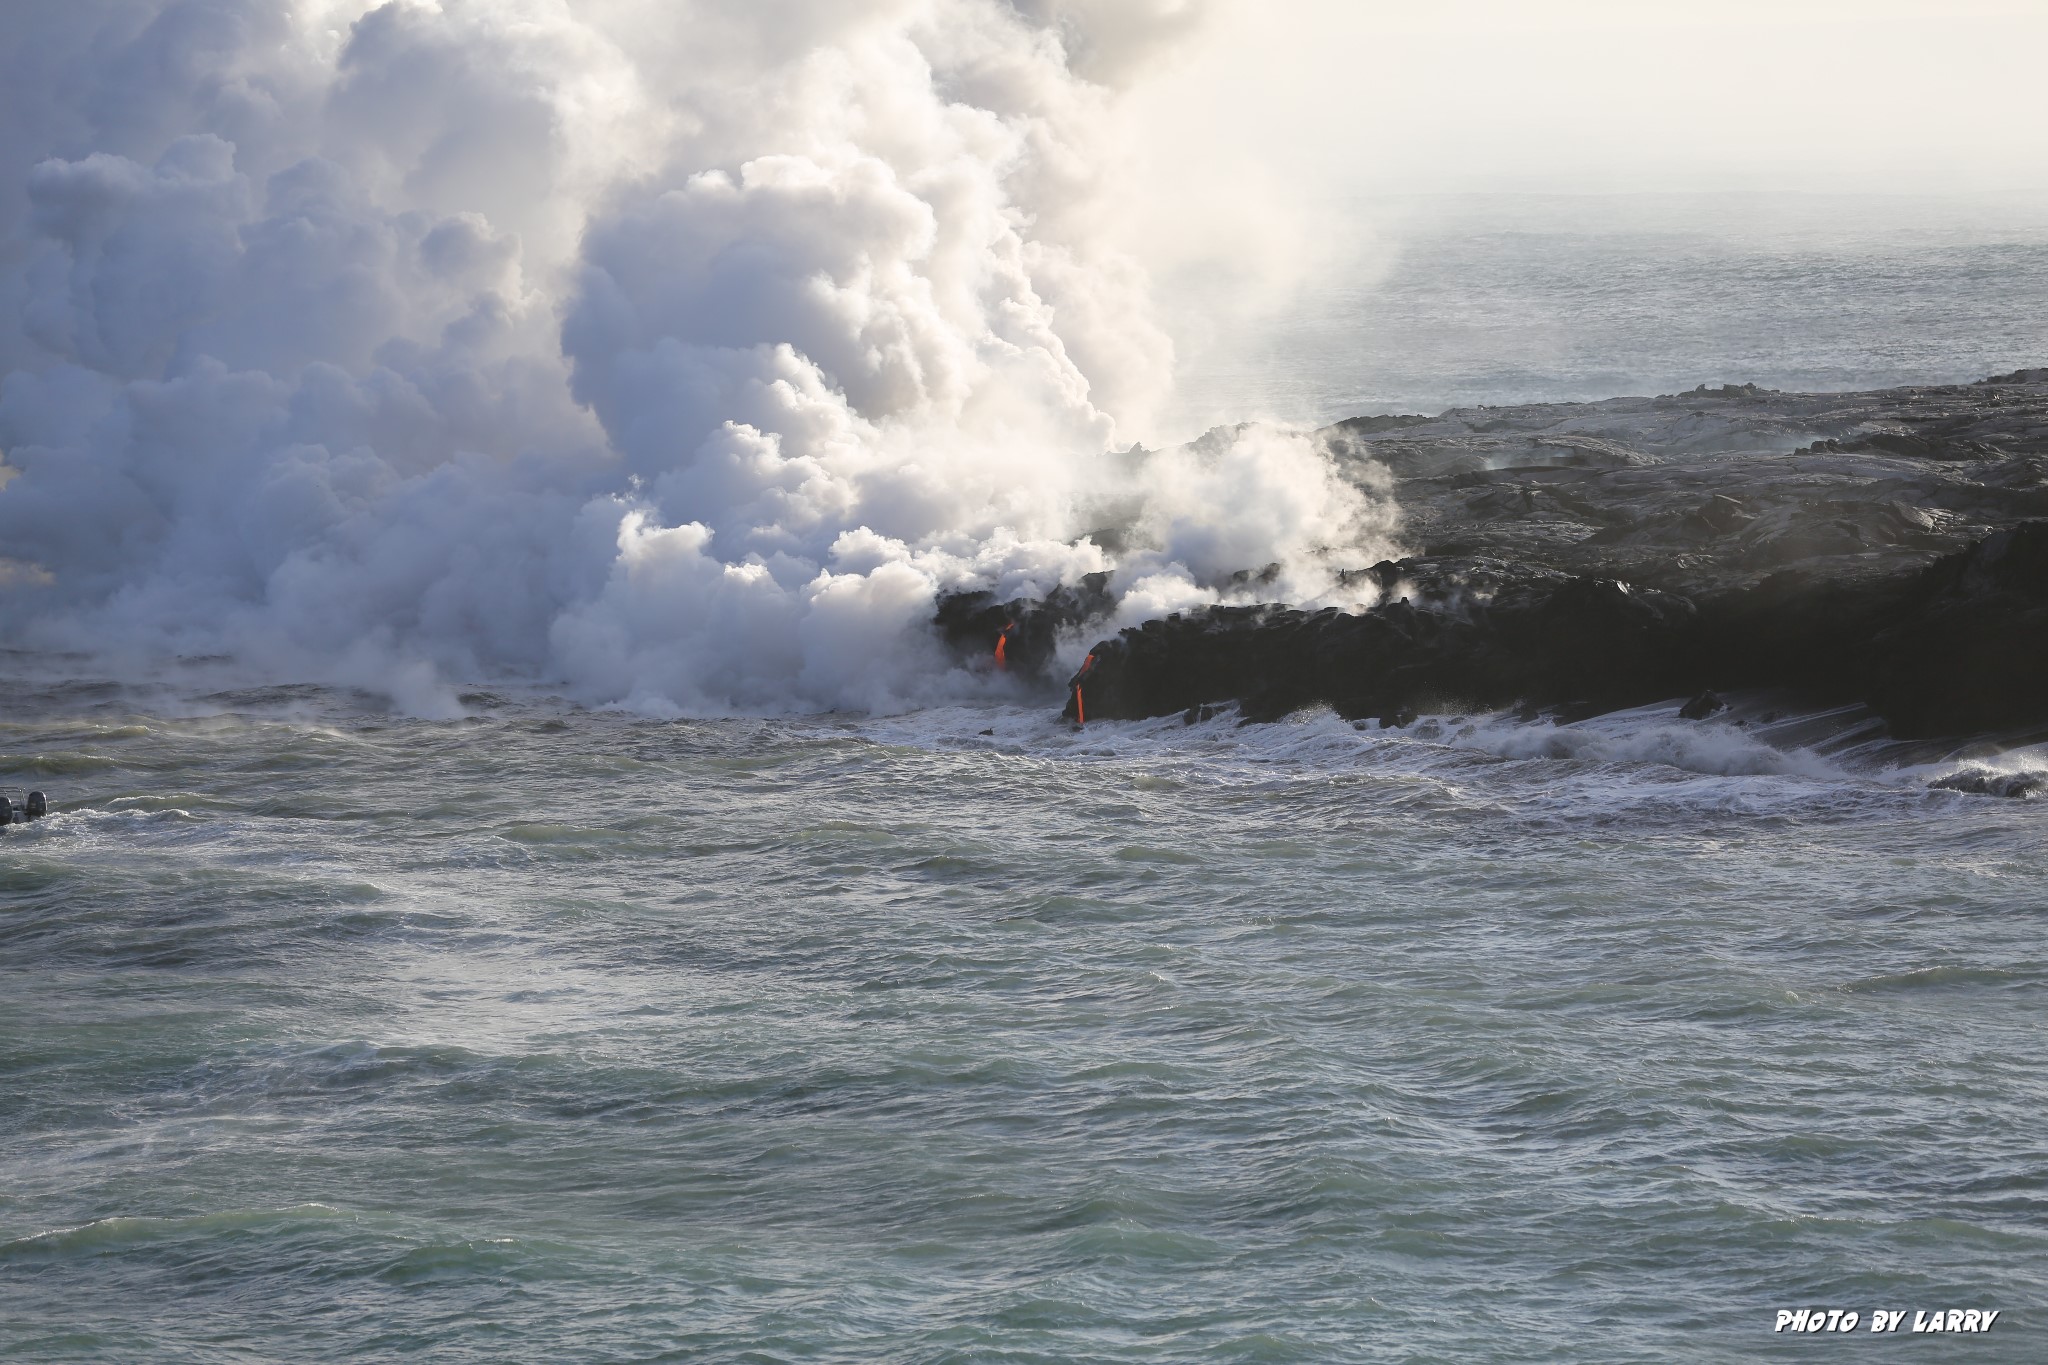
[1773,1309,2001,1334]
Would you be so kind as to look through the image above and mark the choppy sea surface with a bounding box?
[8,201,2048,1360]
[2,680,2043,1362]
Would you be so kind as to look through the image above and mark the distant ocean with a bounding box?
[1169,192,2048,431]
[5,196,2045,1363]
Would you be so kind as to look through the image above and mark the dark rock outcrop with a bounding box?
[1679,690,1727,720]
[1930,769,2046,799]
[935,374,2048,744]
[1051,521,2048,741]
[1057,567,1699,727]
[1315,371,2048,594]
[1861,524,2048,737]
[934,572,1113,681]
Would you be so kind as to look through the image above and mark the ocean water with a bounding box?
[8,201,2048,1362]
[1170,193,2048,431]
[2,683,2043,1361]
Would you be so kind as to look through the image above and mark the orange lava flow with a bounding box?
[1072,652,1095,725]
[994,633,1007,669]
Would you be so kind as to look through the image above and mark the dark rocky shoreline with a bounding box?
[937,372,2048,752]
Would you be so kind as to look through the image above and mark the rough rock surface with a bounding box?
[933,572,1112,682]
[1056,523,2048,743]
[1315,375,2048,595]
[935,373,2048,745]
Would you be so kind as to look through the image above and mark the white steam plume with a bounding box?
[0,0,1397,715]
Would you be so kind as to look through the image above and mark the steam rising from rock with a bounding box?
[0,0,1395,715]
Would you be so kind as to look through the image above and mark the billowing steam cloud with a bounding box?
[0,0,1396,715]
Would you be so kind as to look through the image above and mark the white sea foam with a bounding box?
[853,695,2039,828]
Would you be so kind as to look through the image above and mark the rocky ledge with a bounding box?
[936,372,2048,749]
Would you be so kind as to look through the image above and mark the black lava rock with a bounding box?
[1679,690,1727,720]
[934,572,1112,681]
[1034,522,2048,742]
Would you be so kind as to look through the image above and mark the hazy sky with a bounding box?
[1131,0,2048,196]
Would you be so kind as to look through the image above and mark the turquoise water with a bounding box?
[3,685,2042,1360]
